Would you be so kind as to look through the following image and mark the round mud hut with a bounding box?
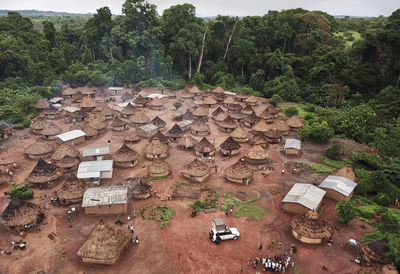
[362,238,389,264]
[0,198,44,232]
[235,91,248,102]
[290,210,334,244]
[30,118,46,135]
[41,122,62,140]
[231,126,249,143]
[62,87,77,99]
[121,91,133,102]
[113,144,139,168]
[80,95,98,112]
[258,108,275,123]
[241,105,255,115]
[124,131,140,144]
[214,92,227,103]
[245,95,258,106]
[44,105,59,119]
[51,144,80,171]
[252,120,270,134]
[189,86,202,96]
[166,124,184,142]
[148,160,171,177]
[81,125,99,140]
[227,103,243,113]
[120,103,136,118]
[203,95,217,107]
[133,95,148,108]
[243,112,260,128]
[193,106,209,118]
[191,122,210,136]
[149,97,163,110]
[25,139,54,159]
[220,137,241,156]
[217,115,237,133]
[178,134,197,150]
[245,144,269,165]
[111,117,129,131]
[130,111,150,127]
[213,112,228,123]
[224,160,253,185]
[36,98,49,112]
[194,137,216,157]
[274,119,289,136]
[26,158,62,188]
[223,96,235,106]
[150,116,166,129]
[287,115,305,131]
[55,174,87,206]
[120,177,152,199]
[144,138,168,160]
[77,220,131,265]
[150,131,169,145]
[212,106,225,117]
[181,158,211,183]
[251,132,269,148]
[180,90,195,100]
[229,110,246,123]
[265,127,282,144]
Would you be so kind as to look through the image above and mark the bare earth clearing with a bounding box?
[0,87,363,274]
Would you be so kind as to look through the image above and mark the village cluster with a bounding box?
[0,84,387,272]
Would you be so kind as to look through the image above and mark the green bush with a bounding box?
[299,121,334,143]
[160,221,169,229]
[284,106,299,117]
[336,201,356,225]
[9,183,34,199]
[309,163,335,173]
[173,101,182,110]
[269,94,282,106]
[373,192,392,207]
[22,118,31,128]
[325,140,342,160]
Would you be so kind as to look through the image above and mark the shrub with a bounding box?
[269,94,282,106]
[284,106,299,117]
[325,140,342,160]
[173,101,182,110]
[160,221,169,229]
[336,201,356,225]
[309,163,335,173]
[9,183,34,199]
[22,118,31,128]
[299,121,334,143]
[373,192,392,207]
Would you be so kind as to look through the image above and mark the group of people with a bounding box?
[127,211,139,244]
[251,254,293,272]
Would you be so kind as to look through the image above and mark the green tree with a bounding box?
[335,201,356,225]
[325,140,342,160]
[9,183,34,199]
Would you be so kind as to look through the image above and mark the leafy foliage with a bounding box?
[325,140,343,160]
[9,183,34,199]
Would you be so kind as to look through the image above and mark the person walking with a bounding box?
[135,236,139,244]
[153,190,157,197]
[230,206,233,215]
[281,169,285,175]
[259,241,264,251]
[215,165,218,174]
[225,209,228,217]
[130,225,134,234]
[257,193,260,200]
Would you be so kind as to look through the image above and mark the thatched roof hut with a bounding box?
[181,158,211,183]
[287,115,305,130]
[227,103,243,112]
[223,96,235,105]
[362,238,389,264]
[55,155,80,171]
[95,88,109,102]
[51,144,80,169]
[119,177,151,200]
[194,137,215,157]
[189,86,202,95]
[133,95,148,107]
[150,131,169,145]
[41,122,62,139]
[148,160,171,177]
[150,116,166,129]
[62,87,77,98]
[214,112,228,122]
[121,91,133,102]
[229,110,246,122]
[220,137,241,156]
[333,164,359,182]
[180,90,195,99]
[99,106,114,120]
[81,87,95,97]
[124,131,140,144]
[55,174,87,205]
[217,115,237,133]
[212,106,225,117]
[0,122,12,141]
[231,126,249,143]
[77,220,131,265]
[89,119,107,132]
[74,90,84,103]
[258,108,275,123]
[130,110,150,127]
[241,105,255,115]
[191,121,210,136]
[149,97,163,110]
[245,95,258,106]
[113,144,139,168]
[25,139,53,159]
[265,127,282,144]
[120,103,136,117]
[251,132,269,148]
[273,119,289,135]
[213,86,225,93]
[0,198,44,232]
[144,138,168,160]
[44,104,59,119]
[178,134,197,150]
[224,161,252,185]
[182,109,197,121]
[214,92,227,103]
[245,144,269,164]
[111,117,129,131]
[166,124,184,141]
[36,98,49,111]
[26,158,62,188]
[243,112,260,127]
[193,106,209,117]
[252,120,270,133]
[235,91,248,102]
[290,210,334,244]
[81,125,99,139]
[80,95,98,111]
[203,95,217,107]
[30,118,46,134]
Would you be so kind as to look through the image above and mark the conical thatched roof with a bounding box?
[167,124,184,138]
[0,198,43,228]
[56,155,80,168]
[228,103,243,112]
[231,126,248,139]
[333,164,358,182]
[77,220,131,263]
[215,92,227,101]
[44,104,58,114]
[51,144,80,161]
[266,105,279,115]
[258,108,275,121]
[193,106,209,117]
[63,87,77,96]
[80,95,98,108]
[220,137,241,151]
[189,86,202,94]
[56,174,87,201]
[95,88,108,98]
[273,119,289,133]
[194,137,215,154]
[81,125,98,137]
[182,109,197,120]
[214,112,228,122]
[252,120,270,133]
[148,160,170,176]
[82,88,95,95]
[223,96,235,104]
[287,115,305,128]
[120,103,136,116]
[30,118,47,131]
[191,121,210,132]
[213,86,225,93]
[26,158,61,183]
[25,139,53,156]
[100,106,115,117]
[212,106,225,116]
[245,144,269,160]
[245,95,258,104]
[290,211,334,240]
[251,132,269,145]
[182,158,210,177]
[236,91,248,99]
[362,238,388,264]
[150,131,169,144]
[229,110,246,120]
[130,110,150,124]
[90,119,107,131]
[149,97,163,107]
[203,95,217,105]
[124,131,140,143]
[111,117,128,127]
[225,161,252,179]
[133,95,148,105]
[180,90,195,99]
[150,116,166,128]
[144,138,168,156]
[241,105,255,115]
[265,127,282,139]
[217,115,237,129]
[121,91,133,101]
[36,98,49,109]
[178,134,197,148]
[244,112,260,124]
[113,144,139,162]
[119,177,151,197]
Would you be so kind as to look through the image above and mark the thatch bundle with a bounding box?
[41,122,62,138]
[144,138,168,160]
[287,115,305,129]
[181,158,211,183]
[193,106,209,117]
[0,198,44,231]
[36,98,49,110]
[150,116,166,129]
[245,95,258,105]
[273,119,289,135]
[231,126,249,143]
[130,110,150,126]
[121,91,133,102]
[212,106,225,116]
[26,158,62,188]
[80,95,98,110]
[203,95,217,106]
[245,144,269,164]
[56,174,87,205]
[150,131,169,144]
[252,120,270,133]
[191,122,210,136]
[194,137,215,156]
[178,134,197,149]
[189,86,202,94]
[124,131,140,144]
[77,220,131,265]
[265,127,282,143]
[149,97,163,109]
[224,161,252,185]
[148,160,171,177]
[113,144,139,167]
[362,238,388,264]
[25,139,54,159]
[167,124,184,140]
[120,103,136,117]
[290,211,334,244]
[227,103,243,112]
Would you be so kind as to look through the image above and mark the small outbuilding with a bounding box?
[149,97,163,110]
[62,87,77,99]
[282,183,326,215]
[119,177,152,199]
[252,120,270,134]
[30,118,46,135]
[220,137,241,156]
[245,144,269,165]
[243,112,260,128]
[150,116,166,129]
[178,134,197,150]
[35,98,49,112]
[41,122,62,140]
[251,132,269,148]
[194,137,216,157]
[136,124,158,138]
[274,119,289,136]
[44,104,59,119]
[333,164,358,182]
[56,130,86,146]
[124,131,140,144]
[82,145,110,161]
[229,110,246,123]
[80,96,98,112]
[111,117,129,131]
[241,105,255,115]
[224,161,252,185]
[113,144,139,168]
[265,127,282,144]
[231,126,249,143]
[203,95,217,107]
[217,115,237,133]
[55,174,87,206]
[212,106,225,117]
[235,91,248,102]
[51,144,80,171]
[26,158,62,188]
[227,103,242,112]
[150,131,169,145]
[130,110,150,127]
[193,106,209,118]
[318,175,357,201]
[82,186,127,214]
[121,91,133,102]
[181,158,211,183]
[133,95,148,107]
[177,119,194,131]
[77,160,114,181]
[287,115,305,131]
[144,138,168,160]
[148,160,171,178]
[258,108,275,123]
[25,139,53,159]
[191,121,210,136]
[120,103,136,118]
[284,138,301,156]
[166,124,184,142]
[245,95,258,106]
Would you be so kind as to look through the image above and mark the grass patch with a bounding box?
[146,176,168,182]
[278,105,308,119]
[317,155,349,169]
[160,221,169,229]
[172,181,190,187]
[309,163,335,173]
[221,193,265,221]
[334,31,362,47]
[145,204,175,228]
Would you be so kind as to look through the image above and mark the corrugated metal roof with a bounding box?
[56,130,86,142]
[282,183,326,210]
[49,97,62,103]
[147,94,168,99]
[108,87,124,90]
[64,106,80,113]
[137,124,158,134]
[77,160,113,179]
[319,175,357,197]
[82,146,110,157]
[82,186,127,207]
[284,138,301,150]
[224,91,236,96]
[177,120,193,128]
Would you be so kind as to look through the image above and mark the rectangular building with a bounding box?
[319,175,357,201]
[56,130,86,145]
[284,138,301,156]
[82,186,128,215]
[282,183,326,215]
[77,160,113,182]
[82,145,110,161]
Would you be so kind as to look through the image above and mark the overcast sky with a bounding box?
[1,0,398,17]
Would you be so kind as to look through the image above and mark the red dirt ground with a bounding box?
[0,87,364,274]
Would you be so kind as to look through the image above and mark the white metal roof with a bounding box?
[284,138,301,150]
[82,185,127,207]
[319,175,357,197]
[147,94,169,99]
[56,130,86,142]
[49,97,62,103]
[64,106,80,113]
[108,87,124,91]
[282,183,326,210]
[52,104,62,109]
[77,160,113,179]
[224,91,236,96]
[137,124,158,134]
[177,120,193,128]
[82,146,110,157]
